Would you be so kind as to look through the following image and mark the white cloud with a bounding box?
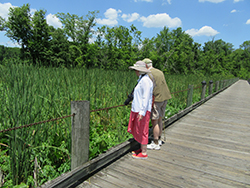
[46,14,62,28]
[246,19,250,25]
[0,3,15,19]
[199,0,225,3]
[134,0,153,2]
[0,3,38,19]
[231,9,237,13]
[122,13,140,22]
[234,0,243,3]
[140,13,181,28]
[162,0,172,5]
[0,3,62,33]
[186,26,219,37]
[134,0,172,4]
[96,8,121,26]
[30,8,37,17]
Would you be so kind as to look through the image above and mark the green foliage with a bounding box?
[4,4,51,64]
[0,45,20,63]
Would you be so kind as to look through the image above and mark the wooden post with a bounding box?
[34,157,38,187]
[208,80,213,95]
[71,100,90,170]
[0,168,3,187]
[219,80,223,90]
[186,84,193,107]
[201,81,206,100]
[215,81,219,92]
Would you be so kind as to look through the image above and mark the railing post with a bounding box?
[209,80,213,95]
[219,80,223,90]
[201,81,206,100]
[186,84,193,107]
[215,81,219,92]
[71,100,90,170]
[0,168,3,187]
[34,157,38,187]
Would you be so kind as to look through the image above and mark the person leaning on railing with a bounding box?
[142,58,172,150]
[126,61,153,159]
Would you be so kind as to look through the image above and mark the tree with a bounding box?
[163,27,195,74]
[5,4,31,60]
[29,9,51,64]
[0,45,20,63]
[48,27,70,67]
[56,11,98,67]
[239,40,250,78]
[5,4,51,65]
[94,25,140,70]
[0,16,6,31]
[240,40,250,51]
[202,39,234,75]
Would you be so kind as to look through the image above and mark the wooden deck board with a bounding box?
[78,80,250,188]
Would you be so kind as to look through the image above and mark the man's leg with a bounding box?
[147,119,161,150]
[158,117,163,140]
[158,100,168,141]
[152,119,159,145]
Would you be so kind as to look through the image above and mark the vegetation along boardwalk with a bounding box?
[78,80,250,188]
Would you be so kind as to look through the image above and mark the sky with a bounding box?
[0,0,249,49]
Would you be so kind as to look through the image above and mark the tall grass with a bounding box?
[0,61,235,186]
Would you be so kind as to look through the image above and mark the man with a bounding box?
[142,58,172,150]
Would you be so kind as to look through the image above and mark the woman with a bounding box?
[127,61,153,159]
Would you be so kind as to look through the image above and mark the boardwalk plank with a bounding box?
[162,141,250,172]
[164,132,250,153]
[149,149,250,186]
[148,153,247,188]
[167,123,250,145]
[174,117,250,135]
[113,160,182,188]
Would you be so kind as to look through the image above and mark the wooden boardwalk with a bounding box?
[77,80,250,188]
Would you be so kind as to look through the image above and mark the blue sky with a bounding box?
[0,0,249,49]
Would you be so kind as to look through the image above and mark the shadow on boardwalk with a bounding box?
[79,80,250,188]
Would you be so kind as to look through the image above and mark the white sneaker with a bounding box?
[147,141,160,150]
[158,140,162,146]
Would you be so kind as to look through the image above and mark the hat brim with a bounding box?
[129,66,151,73]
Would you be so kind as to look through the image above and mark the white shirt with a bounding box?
[131,74,153,116]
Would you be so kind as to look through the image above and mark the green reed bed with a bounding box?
[0,62,235,187]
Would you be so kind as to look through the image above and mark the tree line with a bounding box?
[0,45,20,62]
[0,3,250,79]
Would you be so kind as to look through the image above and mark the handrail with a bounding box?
[0,114,75,133]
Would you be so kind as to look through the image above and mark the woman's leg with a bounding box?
[141,144,147,155]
